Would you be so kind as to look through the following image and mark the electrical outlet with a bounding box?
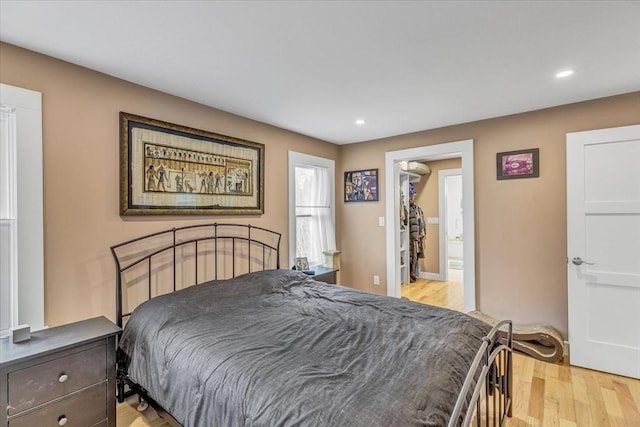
[373,275,380,285]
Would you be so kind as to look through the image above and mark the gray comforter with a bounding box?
[118,269,490,427]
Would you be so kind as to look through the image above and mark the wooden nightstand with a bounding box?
[312,266,339,284]
[0,316,121,427]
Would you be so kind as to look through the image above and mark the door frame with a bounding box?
[384,139,476,312]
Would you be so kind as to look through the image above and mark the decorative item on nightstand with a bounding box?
[322,250,341,270]
[294,257,309,271]
[10,324,31,343]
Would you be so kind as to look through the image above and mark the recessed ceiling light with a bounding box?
[556,69,574,78]
[355,119,366,126]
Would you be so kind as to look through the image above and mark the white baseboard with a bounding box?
[419,272,443,281]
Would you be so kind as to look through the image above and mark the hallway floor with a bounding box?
[401,269,464,312]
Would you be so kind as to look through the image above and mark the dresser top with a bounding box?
[0,316,121,366]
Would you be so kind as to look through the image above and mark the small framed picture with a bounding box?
[496,148,539,180]
[294,257,309,270]
[344,168,379,202]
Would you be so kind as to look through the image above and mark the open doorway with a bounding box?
[402,168,465,311]
[440,168,464,279]
[399,163,464,311]
[384,140,475,313]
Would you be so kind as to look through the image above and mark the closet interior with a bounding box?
[398,161,430,285]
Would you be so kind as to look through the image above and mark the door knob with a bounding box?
[571,257,595,266]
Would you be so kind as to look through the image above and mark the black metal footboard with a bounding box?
[449,320,513,427]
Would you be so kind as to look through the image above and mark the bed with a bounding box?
[112,223,512,427]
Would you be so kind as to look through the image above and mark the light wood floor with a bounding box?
[117,354,640,426]
[118,400,171,427]
[401,268,464,312]
[118,269,640,426]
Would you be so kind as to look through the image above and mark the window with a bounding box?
[288,152,336,268]
[0,83,44,338]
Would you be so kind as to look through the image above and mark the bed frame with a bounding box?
[111,223,512,427]
[449,320,513,426]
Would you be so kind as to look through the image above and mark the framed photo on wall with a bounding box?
[496,148,539,180]
[344,168,379,202]
[119,112,265,215]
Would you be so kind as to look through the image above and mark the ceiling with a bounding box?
[1,1,639,145]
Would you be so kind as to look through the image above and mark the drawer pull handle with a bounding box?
[58,415,68,426]
[58,373,68,383]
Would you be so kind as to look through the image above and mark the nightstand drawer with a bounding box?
[9,382,106,427]
[8,345,106,415]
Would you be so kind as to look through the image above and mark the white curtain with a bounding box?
[295,165,336,266]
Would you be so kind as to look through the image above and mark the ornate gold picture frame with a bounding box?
[120,112,265,215]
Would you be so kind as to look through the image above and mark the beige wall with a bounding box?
[340,92,640,336]
[3,42,639,337]
[0,43,341,327]
[413,158,462,274]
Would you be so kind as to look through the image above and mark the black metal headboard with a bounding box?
[111,223,281,328]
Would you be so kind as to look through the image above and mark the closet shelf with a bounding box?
[400,161,431,178]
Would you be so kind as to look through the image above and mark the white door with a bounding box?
[567,124,640,379]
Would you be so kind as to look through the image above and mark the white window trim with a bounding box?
[287,151,335,269]
[1,83,45,335]
[1,105,18,335]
